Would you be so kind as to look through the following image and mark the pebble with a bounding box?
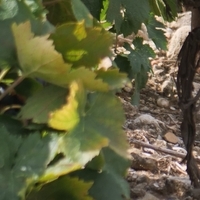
[163,131,179,144]
[157,97,170,108]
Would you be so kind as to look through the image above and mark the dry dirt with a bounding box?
[120,12,200,200]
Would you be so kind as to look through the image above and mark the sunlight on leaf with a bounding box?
[66,50,88,62]
[12,21,71,78]
[65,67,109,91]
[73,20,87,40]
[12,21,109,92]
[48,81,84,131]
[50,22,113,68]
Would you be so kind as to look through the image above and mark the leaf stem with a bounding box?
[0,76,25,101]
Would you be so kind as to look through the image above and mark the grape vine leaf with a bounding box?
[90,171,129,200]
[15,77,43,98]
[114,55,134,79]
[95,68,128,90]
[127,38,155,104]
[0,126,53,200]
[90,147,130,200]
[99,0,112,29]
[64,67,109,91]
[117,38,155,105]
[48,82,83,131]
[146,14,167,50]
[106,0,122,33]
[87,148,130,200]
[72,0,94,27]
[0,0,18,20]
[0,0,54,68]
[27,176,93,200]
[106,0,150,33]
[0,127,22,200]
[149,0,177,21]
[18,85,67,124]
[23,0,47,19]
[12,21,71,77]
[125,38,155,76]
[49,81,127,157]
[50,22,113,68]
[80,0,103,21]
[40,132,105,182]
[86,151,105,171]
[44,0,77,26]
[12,21,108,91]
[70,147,130,200]
[0,121,96,200]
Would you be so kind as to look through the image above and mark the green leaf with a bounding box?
[70,148,130,200]
[27,176,93,200]
[0,115,28,136]
[126,38,155,76]
[0,124,53,199]
[0,121,94,199]
[124,0,150,33]
[72,92,127,157]
[90,148,130,200]
[12,21,108,92]
[90,171,129,200]
[64,67,109,92]
[95,68,128,90]
[0,1,54,68]
[146,14,167,50]
[40,133,102,181]
[18,85,67,124]
[149,0,177,21]
[86,152,105,171]
[0,127,23,200]
[99,0,112,29]
[107,0,150,33]
[48,82,83,131]
[14,134,53,178]
[23,0,47,19]
[81,0,103,21]
[44,0,77,25]
[15,77,43,98]
[0,0,18,20]
[49,82,127,157]
[70,165,130,200]
[106,0,122,33]
[72,0,94,26]
[123,38,155,105]
[12,21,71,77]
[114,55,134,79]
[50,22,113,68]
[102,147,129,176]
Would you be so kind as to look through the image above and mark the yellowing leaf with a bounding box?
[65,67,109,91]
[73,20,87,40]
[12,21,71,78]
[66,49,87,61]
[50,22,113,68]
[48,81,84,131]
[12,21,109,92]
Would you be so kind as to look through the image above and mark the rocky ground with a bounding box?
[121,12,200,200]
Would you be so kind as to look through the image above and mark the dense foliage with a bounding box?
[0,0,178,200]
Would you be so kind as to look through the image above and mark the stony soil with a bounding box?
[121,12,200,200]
